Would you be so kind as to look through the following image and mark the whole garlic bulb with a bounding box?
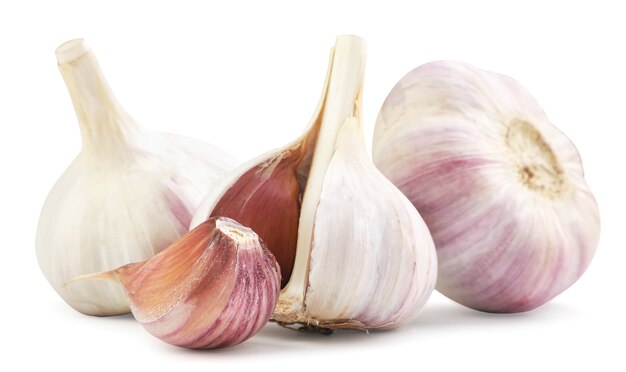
[373,61,600,313]
[36,39,237,316]
[192,36,437,330]
[77,217,281,349]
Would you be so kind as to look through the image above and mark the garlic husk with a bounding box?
[373,60,600,313]
[73,217,280,349]
[36,39,237,316]
[192,36,437,330]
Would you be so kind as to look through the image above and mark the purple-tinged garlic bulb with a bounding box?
[192,36,437,330]
[373,61,600,313]
[36,39,237,316]
[85,217,280,349]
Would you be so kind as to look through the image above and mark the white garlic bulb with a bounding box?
[373,61,600,313]
[36,39,237,316]
[192,36,437,330]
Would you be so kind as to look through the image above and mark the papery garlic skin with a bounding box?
[103,217,280,349]
[373,61,600,313]
[36,39,236,316]
[303,118,437,329]
[193,36,437,330]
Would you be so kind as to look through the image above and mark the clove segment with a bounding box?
[208,148,305,287]
[192,36,437,330]
[78,217,281,349]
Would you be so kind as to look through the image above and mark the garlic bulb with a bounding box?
[36,39,237,316]
[373,61,600,313]
[74,217,281,349]
[192,36,437,330]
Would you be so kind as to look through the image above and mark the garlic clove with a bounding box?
[192,36,437,330]
[194,148,305,288]
[36,39,237,316]
[74,217,281,349]
[372,60,600,313]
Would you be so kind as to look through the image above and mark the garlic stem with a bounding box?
[56,39,137,157]
[281,35,366,311]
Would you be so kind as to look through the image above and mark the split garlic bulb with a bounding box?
[81,217,280,349]
[373,61,600,313]
[36,39,236,316]
[192,36,437,330]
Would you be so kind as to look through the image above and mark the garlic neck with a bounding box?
[279,35,366,310]
[56,39,137,158]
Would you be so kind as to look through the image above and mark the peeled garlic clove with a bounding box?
[36,39,237,316]
[373,61,600,313]
[192,36,437,330]
[78,217,280,349]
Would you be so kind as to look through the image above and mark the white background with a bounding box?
[1,0,624,370]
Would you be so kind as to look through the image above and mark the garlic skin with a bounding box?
[373,61,600,313]
[36,39,236,316]
[192,36,437,330]
[76,217,280,349]
[301,118,437,329]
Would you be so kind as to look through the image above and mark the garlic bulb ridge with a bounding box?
[36,39,237,316]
